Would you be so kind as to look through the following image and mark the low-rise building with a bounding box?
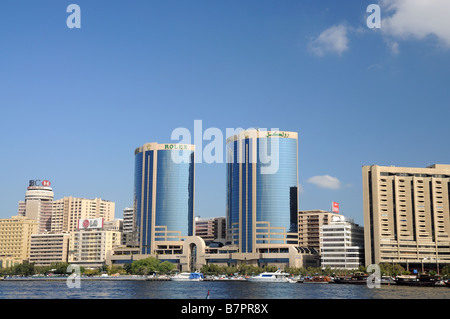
[29,232,70,266]
[108,236,320,271]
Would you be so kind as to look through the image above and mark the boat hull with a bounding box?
[332,279,367,285]
[247,278,289,283]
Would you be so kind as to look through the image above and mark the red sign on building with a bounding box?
[332,202,339,213]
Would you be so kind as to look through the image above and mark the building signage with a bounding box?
[266,131,289,138]
[164,144,188,150]
[78,218,104,230]
[28,180,51,187]
[332,202,339,213]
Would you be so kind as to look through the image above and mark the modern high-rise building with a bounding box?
[18,179,54,233]
[363,164,450,270]
[134,142,195,254]
[51,197,115,233]
[226,130,299,253]
[320,215,365,270]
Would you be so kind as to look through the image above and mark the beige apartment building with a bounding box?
[69,228,122,268]
[363,164,450,270]
[51,197,115,233]
[29,233,70,266]
[0,216,38,268]
[297,210,340,252]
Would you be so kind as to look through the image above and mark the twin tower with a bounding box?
[133,130,299,254]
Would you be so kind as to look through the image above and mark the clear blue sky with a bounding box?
[1,0,449,226]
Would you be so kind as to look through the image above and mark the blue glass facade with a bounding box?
[256,137,297,230]
[134,144,194,254]
[155,150,194,238]
[226,133,298,253]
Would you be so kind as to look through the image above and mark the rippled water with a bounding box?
[0,281,449,299]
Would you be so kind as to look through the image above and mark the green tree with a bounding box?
[158,261,176,274]
[107,265,127,275]
[130,257,160,275]
[50,262,70,275]
[12,262,35,276]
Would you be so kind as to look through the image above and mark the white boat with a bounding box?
[246,270,290,283]
[170,272,204,281]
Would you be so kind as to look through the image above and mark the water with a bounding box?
[0,280,449,299]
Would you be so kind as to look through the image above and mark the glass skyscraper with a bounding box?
[226,130,298,253]
[134,142,195,254]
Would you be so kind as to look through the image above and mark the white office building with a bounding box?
[320,216,364,270]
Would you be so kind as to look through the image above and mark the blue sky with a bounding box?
[1,0,449,225]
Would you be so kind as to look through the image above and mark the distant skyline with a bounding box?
[1,1,450,226]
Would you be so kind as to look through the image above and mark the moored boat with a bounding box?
[170,272,204,281]
[332,273,369,285]
[247,269,290,283]
[394,274,436,287]
[302,276,332,283]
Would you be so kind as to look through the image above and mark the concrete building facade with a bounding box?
[69,226,122,268]
[194,216,226,245]
[51,197,115,233]
[108,236,319,272]
[29,232,70,266]
[0,216,38,268]
[297,210,340,252]
[363,164,450,270]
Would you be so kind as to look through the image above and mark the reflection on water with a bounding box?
[0,281,449,299]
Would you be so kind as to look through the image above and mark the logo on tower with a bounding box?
[28,180,52,187]
[42,180,51,187]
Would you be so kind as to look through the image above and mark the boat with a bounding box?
[445,280,450,288]
[302,275,332,283]
[170,272,204,281]
[332,273,369,285]
[394,274,436,287]
[246,269,290,283]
